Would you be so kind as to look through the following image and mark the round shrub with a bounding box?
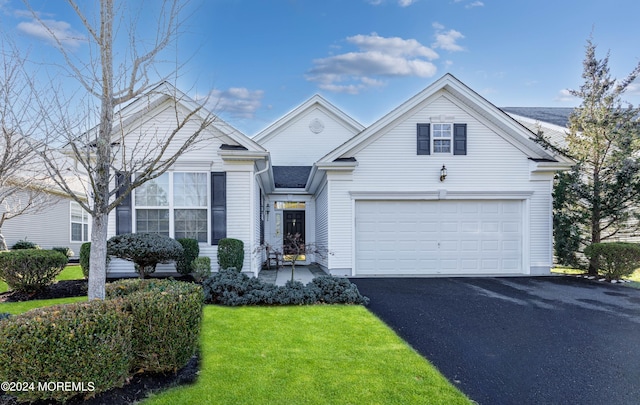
[107,233,184,278]
[217,238,244,271]
[0,300,133,403]
[106,279,204,373]
[0,250,68,292]
[584,242,640,280]
[11,239,40,250]
[177,238,199,275]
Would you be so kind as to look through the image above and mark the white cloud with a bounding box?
[555,89,578,103]
[205,87,264,119]
[17,18,86,49]
[307,33,438,94]
[398,0,417,6]
[466,1,484,8]
[432,24,465,52]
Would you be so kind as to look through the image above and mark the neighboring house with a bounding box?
[91,74,572,277]
[0,170,90,258]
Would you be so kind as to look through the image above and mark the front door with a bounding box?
[283,210,305,260]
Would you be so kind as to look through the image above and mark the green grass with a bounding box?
[144,305,471,405]
[0,296,87,314]
[552,266,640,288]
[0,264,84,294]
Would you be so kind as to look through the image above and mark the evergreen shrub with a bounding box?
[107,233,183,278]
[217,238,244,271]
[176,238,199,275]
[106,279,203,372]
[0,300,133,403]
[0,250,68,292]
[584,242,640,280]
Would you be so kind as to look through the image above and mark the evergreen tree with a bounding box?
[539,39,640,274]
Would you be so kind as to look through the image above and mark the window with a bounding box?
[432,123,452,154]
[70,201,90,242]
[134,172,208,242]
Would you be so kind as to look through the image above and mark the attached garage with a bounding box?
[355,200,524,276]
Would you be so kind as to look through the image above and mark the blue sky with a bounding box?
[2,0,640,135]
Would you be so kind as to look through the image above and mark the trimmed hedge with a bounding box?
[202,268,369,306]
[176,238,199,275]
[106,279,204,372]
[0,250,68,292]
[584,242,640,280]
[0,300,133,403]
[217,238,244,271]
[107,233,184,278]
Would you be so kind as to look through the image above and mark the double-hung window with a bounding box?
[70,201,90,242]
[432,123,452,154]
[134,172,208,243]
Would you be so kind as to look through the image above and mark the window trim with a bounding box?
[133,171,210,244]
[70,201,90,243]
[431,123,453,155]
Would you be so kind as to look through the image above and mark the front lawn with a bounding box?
[144,305,471,404]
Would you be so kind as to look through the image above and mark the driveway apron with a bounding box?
[353,277,640,405]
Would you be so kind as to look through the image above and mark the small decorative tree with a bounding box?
[282,233,328,283]
[107,233,183,279]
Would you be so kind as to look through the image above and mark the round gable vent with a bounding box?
[309,118,325,134]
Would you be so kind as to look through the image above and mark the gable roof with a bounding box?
[272,166,312,188]
[252,94,365,143]
[318,73,566,164]
[93,81,266,154]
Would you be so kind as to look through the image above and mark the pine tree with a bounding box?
[543,39,640,274]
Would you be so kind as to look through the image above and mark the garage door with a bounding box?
[355,200,523,275]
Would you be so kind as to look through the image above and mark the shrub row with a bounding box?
[0,249,68,292]
[584,242,640,280]
[0,299,133,402]
[202,268,369,306]
[0,279,203,403]
[105,279,204,373]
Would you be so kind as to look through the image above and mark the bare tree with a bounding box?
[23,0,215,299]
[0,36,55,250]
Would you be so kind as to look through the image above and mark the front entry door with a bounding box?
[283,210,305,259]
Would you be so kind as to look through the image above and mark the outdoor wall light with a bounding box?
[440,165,447,182]
[266,203,271,217]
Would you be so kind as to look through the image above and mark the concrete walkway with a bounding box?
[258,264,327,286]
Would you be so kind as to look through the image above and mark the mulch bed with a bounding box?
[0,279,201,405]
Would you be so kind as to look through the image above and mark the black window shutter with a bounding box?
[417,123,430,155]
[453,123,467,155]
[115,172,132,235]
[211,172,227,245]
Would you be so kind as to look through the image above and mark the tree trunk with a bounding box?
[588,169,601,276]
[88,213,108,300]
[0,229,7,251]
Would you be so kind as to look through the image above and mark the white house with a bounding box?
[88,74,572,277]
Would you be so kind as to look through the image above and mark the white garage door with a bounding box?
[355,200,523,275]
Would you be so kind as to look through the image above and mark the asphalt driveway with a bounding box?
[352,276,640,405]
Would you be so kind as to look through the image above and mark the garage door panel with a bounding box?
[356,200,523,275]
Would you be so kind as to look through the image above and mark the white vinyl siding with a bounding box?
[314,183,329,269]
[0,191,85,257]
[323,93,554,276]
[258,107,359,166]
